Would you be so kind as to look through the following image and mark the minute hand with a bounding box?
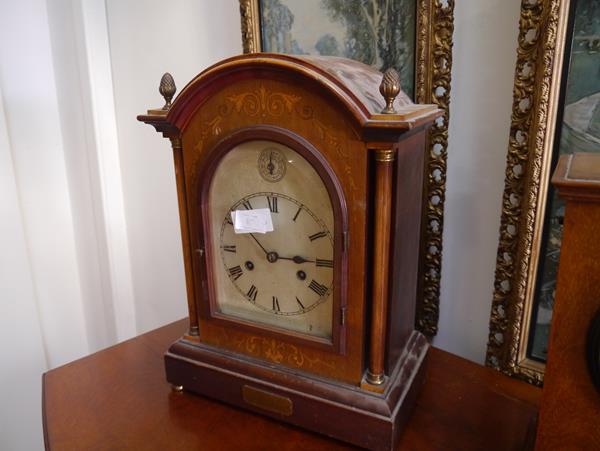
[278,255,315,264]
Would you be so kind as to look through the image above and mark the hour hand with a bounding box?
[278,255,315,264]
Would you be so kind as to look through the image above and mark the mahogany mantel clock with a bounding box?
[138,54,440,450]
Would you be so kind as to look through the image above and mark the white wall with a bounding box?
[106,0,242,333]
[0,0,523,449]
[432,0,522,363]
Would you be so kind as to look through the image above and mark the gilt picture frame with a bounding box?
[239,0,455,335]
[485,0,599,385]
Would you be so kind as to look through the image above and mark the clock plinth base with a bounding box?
[165,331,429,451]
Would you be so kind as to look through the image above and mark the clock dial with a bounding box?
[220,192,333,316]
[208,140,335,339]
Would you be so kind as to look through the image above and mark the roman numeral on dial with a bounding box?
[272,296,280,311]
[316,259,333,268]
[308,231,327,241]
[247,285,258,302]
[221,245,236,253]
[296,297,305,310]
[267,196,278,213]
[293,206,302,222]
[242,200,252,210]
[309,280,328,297]
[227,265,243,281]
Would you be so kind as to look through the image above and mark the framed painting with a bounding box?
[239,0,455,335]
[487,0,600,385]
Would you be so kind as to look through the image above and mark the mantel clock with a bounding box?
[138,54,440,451]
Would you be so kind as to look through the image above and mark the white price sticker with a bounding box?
[231,208,274,234]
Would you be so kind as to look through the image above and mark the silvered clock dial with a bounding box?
[208,140,335,339]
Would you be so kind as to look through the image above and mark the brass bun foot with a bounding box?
[171,384,184,392]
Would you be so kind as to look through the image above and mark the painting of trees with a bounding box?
[260,0,416,98]
[261,0,305,54]
[320,0,414,96]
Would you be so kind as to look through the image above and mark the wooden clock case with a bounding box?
[535,153,600,449]
[139,54,440,450]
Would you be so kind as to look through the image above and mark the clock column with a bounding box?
[169,136,199,336]
[138,72,199,337]
[366,147,396,386]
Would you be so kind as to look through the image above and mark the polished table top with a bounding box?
[43,320,541,450]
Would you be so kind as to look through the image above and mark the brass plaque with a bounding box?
[242,385,293,416]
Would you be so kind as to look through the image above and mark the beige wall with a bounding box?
[434,0,522,362]
[105,0,242,334]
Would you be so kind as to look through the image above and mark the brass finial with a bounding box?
[159,73,176,110]
[379,69,401,114]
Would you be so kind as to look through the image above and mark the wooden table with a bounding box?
[43,320,541,450]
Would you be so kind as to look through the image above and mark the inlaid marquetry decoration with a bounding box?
[239,0,455,336]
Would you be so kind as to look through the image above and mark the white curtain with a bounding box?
[0,0,241,449]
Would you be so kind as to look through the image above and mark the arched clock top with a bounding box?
[138,53,440,137]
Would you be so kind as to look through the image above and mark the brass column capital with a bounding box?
[170,137,183,151]
[374,148,396,162]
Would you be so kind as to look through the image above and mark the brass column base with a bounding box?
[366,370,386,385]
[360,372,388,394]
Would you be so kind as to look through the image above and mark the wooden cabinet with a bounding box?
[536,153,600,449]
[138,54,440,450]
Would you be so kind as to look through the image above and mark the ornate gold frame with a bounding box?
[239,0,454,336]
[486,0,571,385]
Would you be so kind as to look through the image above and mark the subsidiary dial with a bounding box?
[258,148,286,182]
